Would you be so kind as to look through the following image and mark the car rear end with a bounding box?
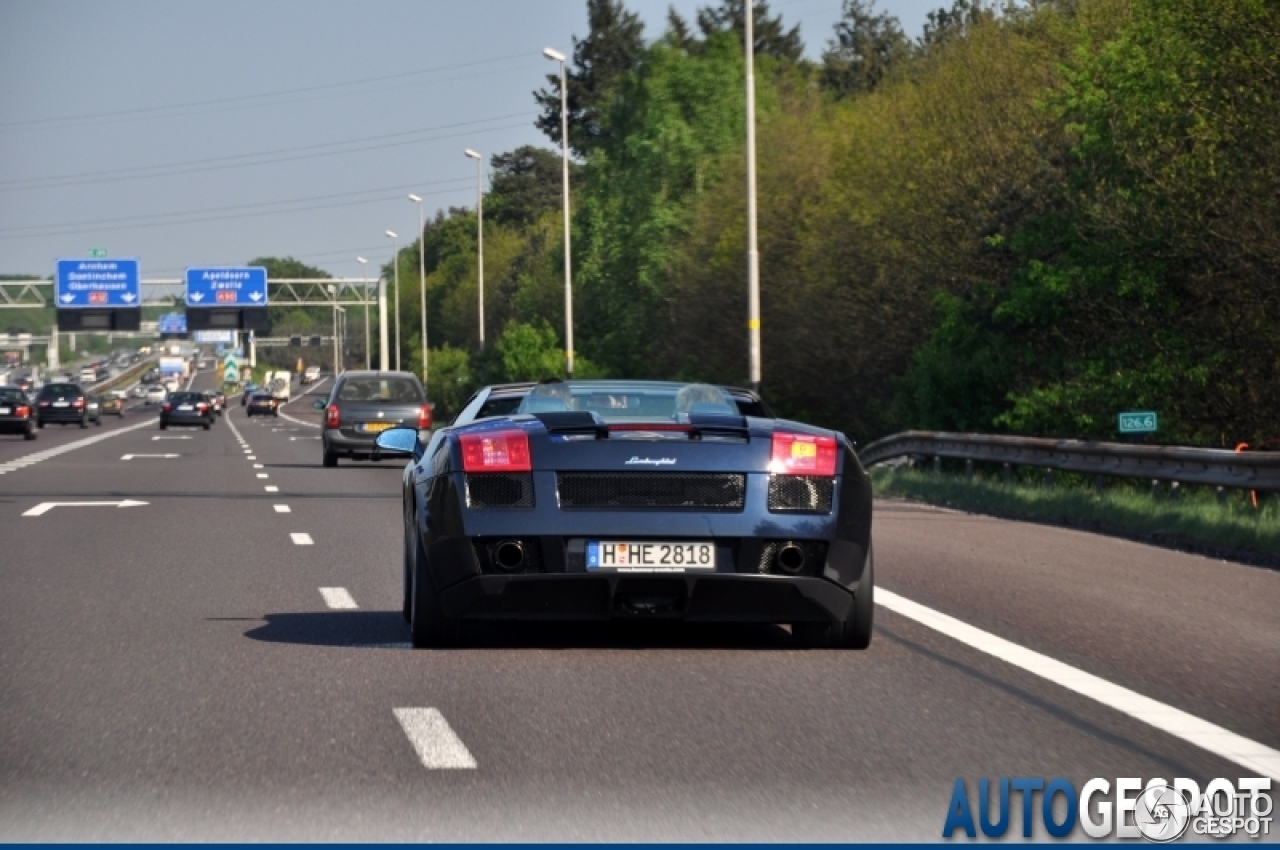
[160,392,213,428]
[0,388,36,438]
[35,384,88,426]
[322,372,429,465]
[412,383,873,645]
[246,393,278,417]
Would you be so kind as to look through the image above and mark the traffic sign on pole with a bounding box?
[55,259,140,308]
[1118,411,1158,434]
[185,267,268,307]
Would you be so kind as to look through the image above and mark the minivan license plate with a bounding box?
[587,541,715,572]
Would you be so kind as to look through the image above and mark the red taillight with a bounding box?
[326,405,340,428]
[16,405,30,417]
[460,429,531,472]
[417,405,432,430]
[770,432,838,476]
[72,398,85,409]
[197,403,208,411]
[38,400,49,407]
[162,403,172,412]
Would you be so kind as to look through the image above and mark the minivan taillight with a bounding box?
[460,429,531,472]
[769,432,837,476]
[326,405,340,428]
[72,397,85,409]
[162,403,172,412]
[16,405,30,418]
[417,405,432,430]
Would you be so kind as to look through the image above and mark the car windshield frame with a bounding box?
[513,381,740,423]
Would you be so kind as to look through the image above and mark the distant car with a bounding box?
[130,384,148,399]
[35,383,92,429]
[99,395,126,417]
[160,391,213,431]
[145,385,168,405]
[0,386,37,440]
[241,383,260,406]
[246,393,279,418]
[79,367,98,384]
[302,366,321,384]
[84,395,103,426]
[205,389,226,416]
[162,377,180,392]
[317,371,429,467]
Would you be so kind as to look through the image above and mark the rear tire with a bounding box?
[408,524,460,648]
[793,543,874,650]
[37,419,45,429]
[159,421,167,430]
[203,421,211,431]
[80,416,89,429]
[95,417,102,426]
[322,448,337,467]
[23,425,36,441]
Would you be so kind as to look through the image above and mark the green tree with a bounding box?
[486,146,577,227]
[820,0,910,97]
[534,0,647,156]
[695,0,804,62]
[495,320,566,381]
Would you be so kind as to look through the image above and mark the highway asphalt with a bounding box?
[1,371,1276,840]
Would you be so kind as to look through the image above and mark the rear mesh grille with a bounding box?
[558,473,745,510]
[768,475,834,513]
[465,473,534,508]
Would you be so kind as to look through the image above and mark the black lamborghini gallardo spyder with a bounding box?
[375,380,874,649]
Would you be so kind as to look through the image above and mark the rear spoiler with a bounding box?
[533,411,750,440]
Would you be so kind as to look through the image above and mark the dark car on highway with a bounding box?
[99,394,126,417]
[0,386,37,440]
[246,392,279,418]
[375,379,872,650]
[35,383,93,428]
[241,383,260,406]
[316,371,430,467]
[159,391,214,430]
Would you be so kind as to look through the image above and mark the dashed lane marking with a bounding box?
[0,417,156,476]
[151,435,192,441]
[256,473,269,479]
[878,589,1280,780]
[290,533,313,545]
[393,708,477,770]
[319,587,358,609]
[253,463,264,468]
[121,453,179,460]
[273,505,291,513]
[264,486,279,492]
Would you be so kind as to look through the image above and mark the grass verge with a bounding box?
[870,466,1280,567]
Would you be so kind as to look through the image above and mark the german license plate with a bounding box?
[0,407,9,415]
[53,401,69,407]
[362,421,394,433]
[587,541,716,572]
[178,404,193,411]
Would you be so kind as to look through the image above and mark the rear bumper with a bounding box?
[439,572,855,623]
[37,408,85,423]
[161,412,211,426]
[324,428,396,457]
[0,418,34,433]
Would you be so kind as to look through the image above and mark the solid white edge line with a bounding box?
[393,708,477,770]
[273,505,291,513]
[290,532,313,545]
[319,587,358,609]
[877,588,1280,780]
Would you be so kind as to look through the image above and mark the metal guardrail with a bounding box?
[858,431,1280,493]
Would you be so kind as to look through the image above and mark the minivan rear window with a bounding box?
[337,377,423,403]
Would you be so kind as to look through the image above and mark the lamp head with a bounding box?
[385,230,397,239]
[543,47,566,63]
[356,256,367,264]
[408,194,422,203]
[464,149,481,160]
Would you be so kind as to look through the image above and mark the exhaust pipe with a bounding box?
[493,540,525,572]
[776,542,807,575]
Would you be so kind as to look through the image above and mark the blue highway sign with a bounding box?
[185,267,268,307]
[159,313,187,334]
[55,259,140,307]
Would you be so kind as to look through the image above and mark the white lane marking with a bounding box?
[878,589,1280,780]
[24,499,147,517]
[253,463,264,468]
[184,369,198,391]
[256,473,269,479]
[121,453,179,460]
[273,504,291,513]
[319,587,358,609]
[290,532,313,545]
[248,455,257,460]
[264,485,279,492]
[276,407,320,428]
[290,436,322,441]
[151,435,192,441]
[0,417,155,477]
[393,708,477,770]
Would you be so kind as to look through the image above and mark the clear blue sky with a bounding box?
[0,0,939,280]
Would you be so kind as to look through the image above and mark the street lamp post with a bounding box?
[464,149,484,350]
[408,193,428,390]
[543,46,574,378]
[327,284,339,374]
[356,256,370,370]
[745,6,761,393]
[385,230,400,371]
